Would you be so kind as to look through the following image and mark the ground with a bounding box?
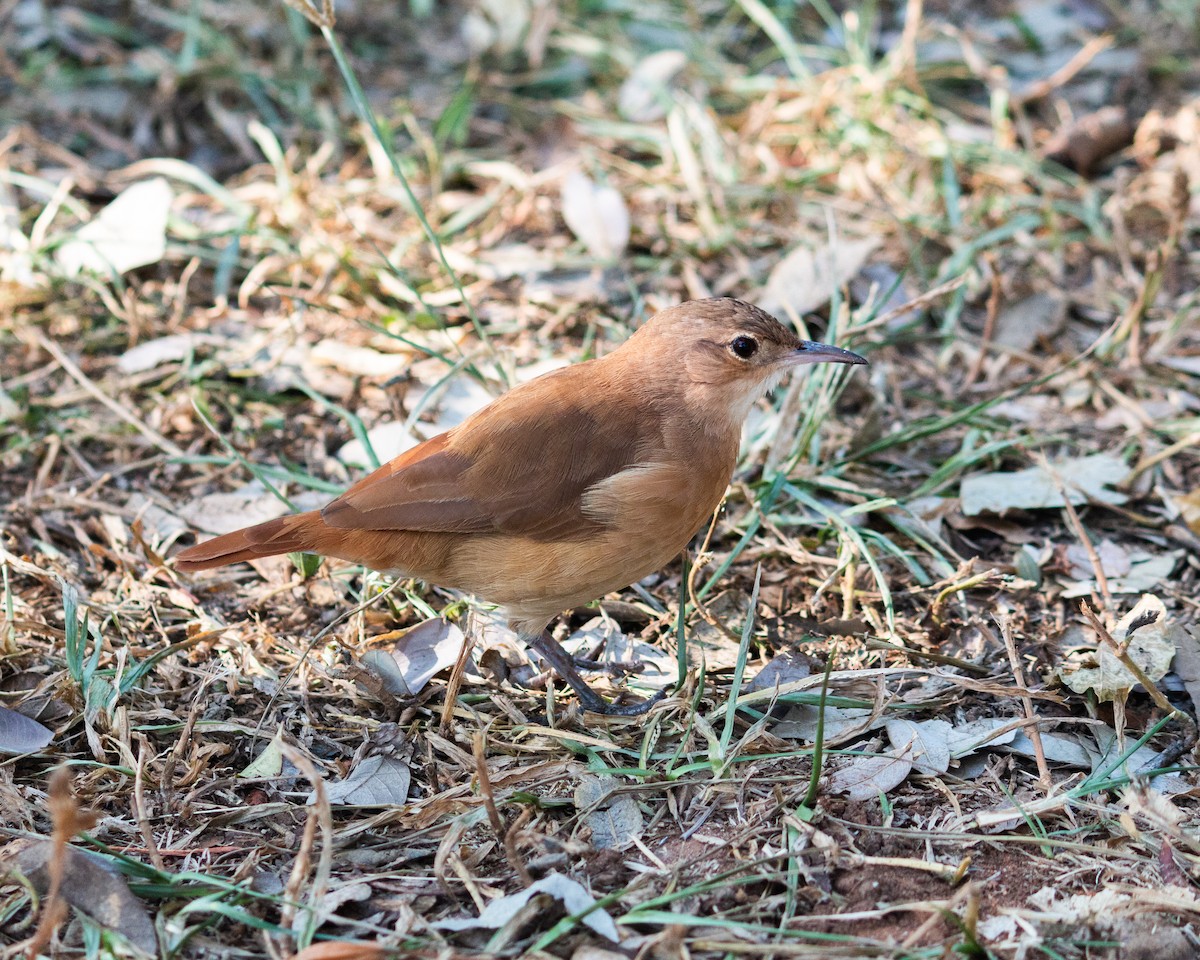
[2,0,1200,958]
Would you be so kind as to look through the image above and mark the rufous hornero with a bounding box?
[175,298,868,715]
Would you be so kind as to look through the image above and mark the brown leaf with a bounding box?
[14,841,157,956]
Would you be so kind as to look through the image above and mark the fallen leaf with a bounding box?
[1170,624,1200,715]
[239,729,284,779]
[360,618,465,697]
[885,718,952,774]
[337,421,422,471]
[826,750,913,800]
[560,172,630,261]
[744,650,813,694]
[960,453,1128,516]
[773,704,880,742]
[311,340,410,378]
[313,754,411,807]
[1058,551,1180,598]
[1003,731,1094,767]
[437,872,619,941]
[291,942,389,960]
[1064,539,1131,580]
[945,717,1018,758]
[619,49,687,122]
[56,178,172,278]
[575,776,643,851]
[0,704,53,755]
[756,237,879,317]
[1172,488,1200,535]
[117,333,217,374]
[1059,595,1178,702]
[991,292,1066,351]
[14,841,158,955]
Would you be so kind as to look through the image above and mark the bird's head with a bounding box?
[625,297,868,423]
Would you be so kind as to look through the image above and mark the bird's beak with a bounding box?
[788,341,869,366]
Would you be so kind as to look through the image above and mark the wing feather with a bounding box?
[321,363,652,540]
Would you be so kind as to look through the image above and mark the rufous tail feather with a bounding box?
[173,511,324,571]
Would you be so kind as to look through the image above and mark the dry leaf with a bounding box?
[885,718,951,774]
[619,49,687,122]
[56,178,172,277]
[437,872,620,941]
[575,776,643,851]
[960,453,1128,516]
[15,841,158,956]
[291,942,389,960]
[1059,595,1177,702]
[826,750,913,800]
[756,237,879,317]
[0,704,53,755]
[311,754,412,807]
[360,618,465,697]
[560,172,630,261]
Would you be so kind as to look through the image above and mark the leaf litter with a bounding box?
[2,2,1200,958]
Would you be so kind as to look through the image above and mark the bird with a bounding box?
[174,298,867,715]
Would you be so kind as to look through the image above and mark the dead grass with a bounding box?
[3,0,1200,957]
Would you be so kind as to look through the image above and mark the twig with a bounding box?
[997,613,1051,792]
[440,627,477,735]
[1042,454,1112,609]
[963,255,1000,388]
[1013,35,1114,107]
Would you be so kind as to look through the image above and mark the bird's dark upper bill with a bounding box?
[793,341,869,365]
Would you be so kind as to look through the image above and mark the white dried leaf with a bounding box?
[560,172,630,261]
[619,49,687,122]
[437,872,619,941]
[885,718,952,774]
[1059,595,1177,701]
[313,754,411,807]
[177,483,286,536]
[1004,731,1094,767]
[118,333,210,374]
[960,453,1128,516]
[1058,551,1180,598]
[945,717,1018,758]
[757,237,879,317]
[239,730,284,779]
[576,776,643,851]
[826,750,913,800]
[56,178,172,277]
[744,651,812,693]
[1064,539,1131,580]
[773,704,880,742]
[311,340,410,378]
[0,704,53,756]
[337,421,422,471]
[361,618,465,697]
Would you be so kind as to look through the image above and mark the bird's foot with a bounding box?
[525,632,665,717]
[571,655,645,678]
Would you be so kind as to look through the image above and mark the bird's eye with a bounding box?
[730,335,759,359]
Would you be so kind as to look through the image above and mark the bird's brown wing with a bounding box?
[321,364,651,541]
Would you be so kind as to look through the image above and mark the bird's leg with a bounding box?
[523,631,665,717]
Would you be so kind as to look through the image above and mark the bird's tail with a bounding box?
[173,511,326,571]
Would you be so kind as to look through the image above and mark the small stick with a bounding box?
[998,613,1051,792]
[963,255,1000,388]
[440,628,476,735]
[1042,454,1112,610]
